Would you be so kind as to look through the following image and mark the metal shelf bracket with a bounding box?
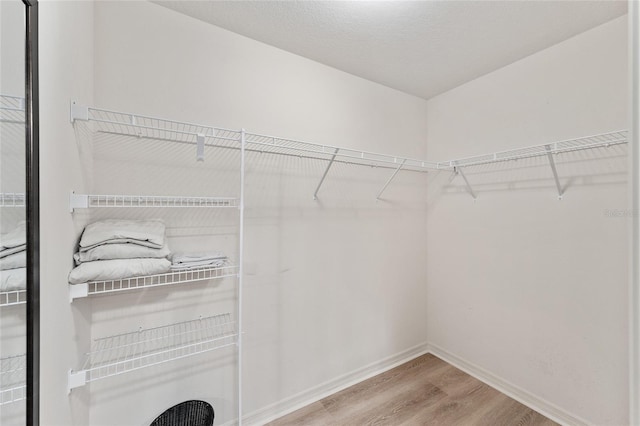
[376,159,407,200]
[545,145,564,200]
[313,148,339,200]
[70,101,89,123]
[69,192,88,213]
[455,167,477,200]
[68,369,86,393]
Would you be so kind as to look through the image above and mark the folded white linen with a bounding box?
[169,258,227,271]
[80,238,164,252]
[1,222,26,250]
[68,258,171,285]
[79,219,165,250]
[170,251,225,265]
[1,267,26,291]
[0,244,26,259]
[0,251,26,270]
[74,242,170,265]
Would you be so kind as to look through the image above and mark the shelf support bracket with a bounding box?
[68,370,86,393]
[455,167,477,200]
[196,134,205,162]
[70,101,89,123]
[313,148,339,200]
[69,283,88,302]
[376,159,406,200]
[545,145,563,200]
[69,192,89,213]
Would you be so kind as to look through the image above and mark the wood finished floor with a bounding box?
[267,354,558,426]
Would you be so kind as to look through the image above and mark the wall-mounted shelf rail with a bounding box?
[0,95,25,124]
[0,354,26,405]
[446,130,628,200]
[70,102,629,201]
[70,103,441,172]
[69,263,239,301]
[441,130,628,169]
[0,193,26,207]
[69,192,238,212]
[0,290,26,307]
[68,314,237,391]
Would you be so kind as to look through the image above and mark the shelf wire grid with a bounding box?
[83,106,441,173]
[442,130,628,168]
[0,354,26,405]
[0,193,26,207]
[0,95,24,125]
[0,290,27,307]
[80,263,239,297]
[83,194,238,209]
[78,314,236,385]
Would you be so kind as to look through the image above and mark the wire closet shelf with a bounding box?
[68,313,237,391]
[69,263,239,301]
[0,193,25,207]
[440,130,628,169]
[71,104,441,173]
[0,354,26,405]
[69,193,238,212]
[0,289,26,307]
[0,94,24,124]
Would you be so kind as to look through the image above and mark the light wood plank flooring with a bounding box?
[267,353,558,426]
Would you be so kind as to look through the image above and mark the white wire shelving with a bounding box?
[439,130,628,169]
[0,95,25,124]
[68,313,237,391]
[0,289,26,307]
[0,354,26,405]
[69,263,239,301]
[0,193,25,207]
[70,103,440,172]
[69,193,238,212]
[442,130,628,200]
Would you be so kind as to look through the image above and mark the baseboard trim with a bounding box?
[240,342,430,426]
[426,343,591,426]
[232,342,591,426]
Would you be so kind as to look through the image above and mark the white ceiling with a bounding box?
[155,1,627,100]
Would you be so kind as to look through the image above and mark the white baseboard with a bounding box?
[426,343,591,426]
[239,342,430,426]
[228,342,590,426]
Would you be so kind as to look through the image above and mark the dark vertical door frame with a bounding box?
[23,0,39,425]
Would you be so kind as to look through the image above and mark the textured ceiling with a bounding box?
[154,1,627,100]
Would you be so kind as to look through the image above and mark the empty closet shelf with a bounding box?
[0,289,26,307]
[68,313,237,391]
[69,262,239,301]
[0,193,25,207]
[70,193,238,211]
[0,354,26,405]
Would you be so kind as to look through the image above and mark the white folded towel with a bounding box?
[169,258,227,271]
[79,219,166,250]
[170,252,225,265]
[68,258,171,285]
[74,241,170,265]
[1,222,26,250]
[1,267,26,291]
[0,251,26,270]
[0,245,26,259]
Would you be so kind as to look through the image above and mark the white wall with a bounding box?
[87,2,430,425]
[425,16,628,425]
[39,1,94,424]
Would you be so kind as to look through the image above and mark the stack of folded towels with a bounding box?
[0,221,27,291]
[170,251,227,271]
[68,219,172,284]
